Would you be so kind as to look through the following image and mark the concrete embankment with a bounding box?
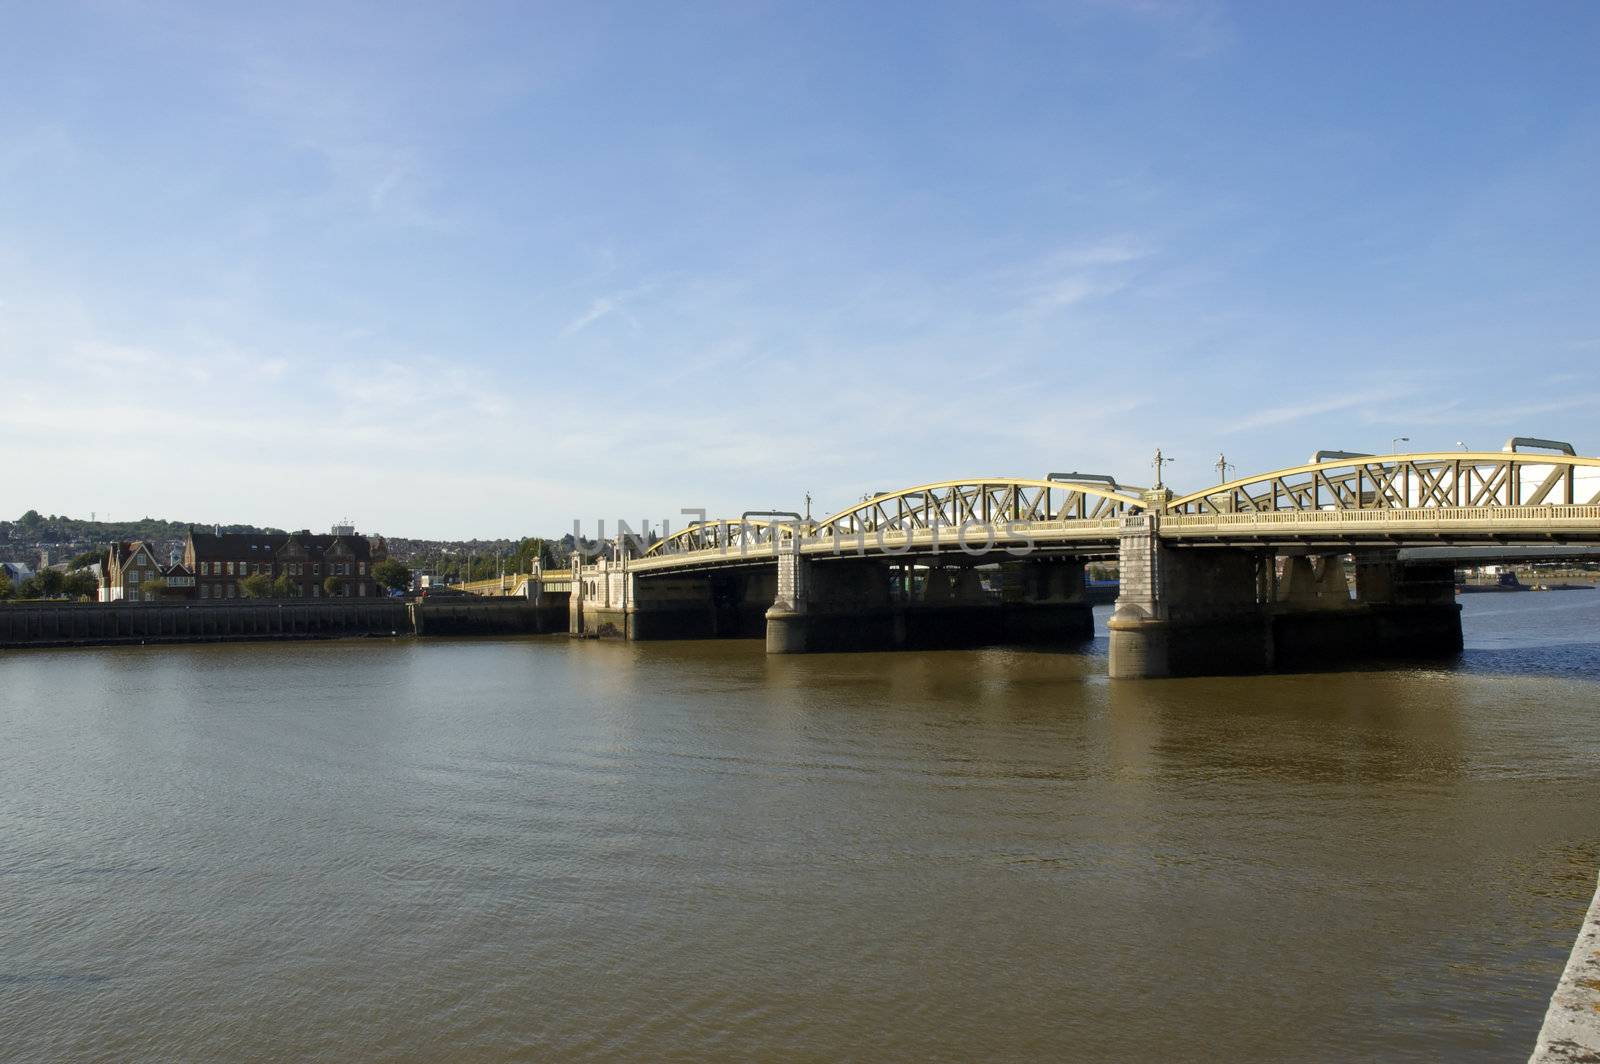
[1530,870,1600,1063]
[0,599,562,649]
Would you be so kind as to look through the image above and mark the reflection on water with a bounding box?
[0,593,1596,1062]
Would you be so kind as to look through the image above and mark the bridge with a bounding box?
[505,443,1600,678]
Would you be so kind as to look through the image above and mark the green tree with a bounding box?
[141,576,167,598]
[22,569,66,598]
[0,570,12,601]
[270,574,298,598]
[70,550,102,570]
[64,572,99,599]
[372,559,410,593]
[323,575,345,597]
[240,573,272,599]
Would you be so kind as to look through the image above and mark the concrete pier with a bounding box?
[1529,870,1600,1063]
[1107,512,1275,679]
[570,555,772,640]
[765,551,1093,653]
[1107,513,1463,678]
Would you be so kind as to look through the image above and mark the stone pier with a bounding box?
[765,545,1094,654]
[1106,512,1275,679]
[1108,514,1463,679]
[571,554,772,640]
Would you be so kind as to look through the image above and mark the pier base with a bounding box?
[763,555,1094,653]
[1108,521,1463,679]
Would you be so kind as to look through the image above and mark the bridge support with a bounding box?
[1107,515,1275,679]
[1272,555,1462,666]
[1108,519,1463,678]
[999,559,1096,643]
[568,553,586,636]
[766,548,1094,654]
[572,557,772,641]
[765,540,810,653]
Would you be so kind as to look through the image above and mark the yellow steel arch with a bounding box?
[644,518,781,557]
[1168,451,1600,514]
[810,477,1144,537]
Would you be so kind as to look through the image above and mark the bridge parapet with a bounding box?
[1160,503,1600,543]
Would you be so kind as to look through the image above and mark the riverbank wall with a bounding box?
[1529,870,1600,1063]
[0,599,558,649]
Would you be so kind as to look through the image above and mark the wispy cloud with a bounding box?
[1017,235,1154,314]
[561,286,652,337]
[1225,396,1368,434]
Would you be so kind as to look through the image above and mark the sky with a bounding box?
[2,1,1598,539]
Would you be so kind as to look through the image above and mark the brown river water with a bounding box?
[2,593,1599,1062]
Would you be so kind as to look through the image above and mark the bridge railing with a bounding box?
[1161,503,1600,535]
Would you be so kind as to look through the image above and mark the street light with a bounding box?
[1151,449,1179,489]
[1456,440,1469,451]
[1391,436,1409,453]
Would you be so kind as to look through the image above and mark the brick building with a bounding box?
[101,541,165,602]
[183,529,388,601]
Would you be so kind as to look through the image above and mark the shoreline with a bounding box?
[1530,870,1600,1063]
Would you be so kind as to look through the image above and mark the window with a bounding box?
[358,562,366,576]
[226,584,235,598]
[128,570,140,584]
[313,564,320,576]
[200,585,209,599]
[225,562,234,576]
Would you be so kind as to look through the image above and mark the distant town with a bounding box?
[0,509,572,603]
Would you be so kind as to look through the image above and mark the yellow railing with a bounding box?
[453,571,574,595]
[1160,504,1600,533]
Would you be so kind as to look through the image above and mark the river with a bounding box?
[2,593,1598,1061]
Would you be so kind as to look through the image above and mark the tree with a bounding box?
[0,570,12,601]
[64,572,99,599]
[372,559,410,593]
[240,573,272,599]
[323,575,345,597]
[140,576,166,598]
[270,574,298,598]
[21,569,66,598]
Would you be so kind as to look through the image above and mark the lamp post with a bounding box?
[1391,436,1410,454]
[1153,449,1177,490]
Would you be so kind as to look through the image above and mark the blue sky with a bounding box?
[2,1,1597,538]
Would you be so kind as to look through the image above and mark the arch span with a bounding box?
[644,518,787,557]
[1167,451,1600,515]
[808,477,1143,539]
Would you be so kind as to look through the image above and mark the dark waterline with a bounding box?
[2,594,1598,1062]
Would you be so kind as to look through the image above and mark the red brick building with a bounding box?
[100,541,165,602]
[183,529,388,601]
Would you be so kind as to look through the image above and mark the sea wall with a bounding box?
[0,597,564,649]
[0,600,408,648]
[1529,869,1600,1063]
